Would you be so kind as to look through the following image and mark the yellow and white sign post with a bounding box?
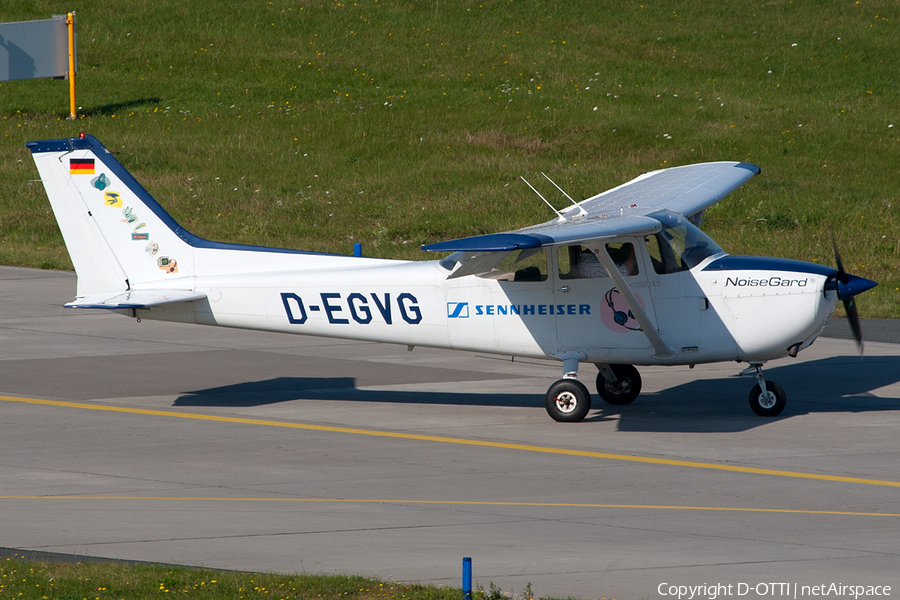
[67,12,77,119]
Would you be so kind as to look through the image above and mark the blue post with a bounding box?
[353,242,362,257]
[462,557,472,600]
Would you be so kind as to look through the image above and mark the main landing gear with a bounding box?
[595,364,642,405]
[545,379,592,422]
[545,362,644,422]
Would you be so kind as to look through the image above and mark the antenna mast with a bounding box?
[520,176,566,223]
[542,172,587,217]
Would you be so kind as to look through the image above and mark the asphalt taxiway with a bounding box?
[2,265,899,598]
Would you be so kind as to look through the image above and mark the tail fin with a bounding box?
[28,135,195,298]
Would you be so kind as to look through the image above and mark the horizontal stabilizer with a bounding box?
[66,289,207,310]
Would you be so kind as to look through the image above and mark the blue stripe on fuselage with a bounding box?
[703,255,836,277]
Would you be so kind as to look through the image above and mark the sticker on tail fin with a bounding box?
[103,191,122,207]
[69,158,94,174]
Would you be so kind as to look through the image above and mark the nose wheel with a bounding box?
[749,381,786,416]
[743,363,787,416]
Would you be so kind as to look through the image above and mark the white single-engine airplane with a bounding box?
[28,134,877,421]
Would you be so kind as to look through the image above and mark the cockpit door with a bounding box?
[552,238,657,354]
[642,229,737,358]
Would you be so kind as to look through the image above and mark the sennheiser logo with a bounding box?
[447,302,469,318]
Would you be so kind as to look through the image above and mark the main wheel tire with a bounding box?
[748,381,786,417]
[545,379,591,422]
[596,364,642,405]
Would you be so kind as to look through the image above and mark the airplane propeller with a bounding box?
[830,235,876,353]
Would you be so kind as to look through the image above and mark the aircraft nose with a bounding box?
[836,273,878,299]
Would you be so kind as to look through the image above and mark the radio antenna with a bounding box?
[520,176,566,222]
[542,172,587,217]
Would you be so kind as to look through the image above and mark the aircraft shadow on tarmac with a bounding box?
[173,376,535,409]
[593,355,900,432]
[173,355,900,433]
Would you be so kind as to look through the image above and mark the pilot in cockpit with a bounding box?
[574,244,637,278]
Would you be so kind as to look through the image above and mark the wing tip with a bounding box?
[735,162,762,176]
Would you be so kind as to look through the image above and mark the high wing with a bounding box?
[568,160,760,224]
[422,161,759,277]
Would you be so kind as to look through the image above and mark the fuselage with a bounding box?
[131,235,842,367]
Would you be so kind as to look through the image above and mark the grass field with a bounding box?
[1,0,897,316]
[1,556,520,600]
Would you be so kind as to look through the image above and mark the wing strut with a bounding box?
[593,246,677,360]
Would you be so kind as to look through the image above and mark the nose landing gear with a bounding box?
[742,363,786,417]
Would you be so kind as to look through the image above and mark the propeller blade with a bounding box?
[831,233,849,284]
[844,296,863,354]
[831,232,872,354]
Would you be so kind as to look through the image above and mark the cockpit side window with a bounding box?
[646,210,724,274]
[644,234,681,274]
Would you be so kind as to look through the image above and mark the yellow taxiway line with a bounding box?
[3,394,900,488]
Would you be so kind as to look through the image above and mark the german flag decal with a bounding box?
[70,158,95,175]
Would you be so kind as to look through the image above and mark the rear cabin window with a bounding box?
[475,248,548,282]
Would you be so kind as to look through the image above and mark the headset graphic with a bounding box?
[604,288,641,331]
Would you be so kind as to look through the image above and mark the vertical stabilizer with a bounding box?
[28,135,195,298]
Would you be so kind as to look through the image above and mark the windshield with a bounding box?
[648,210,724,272]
